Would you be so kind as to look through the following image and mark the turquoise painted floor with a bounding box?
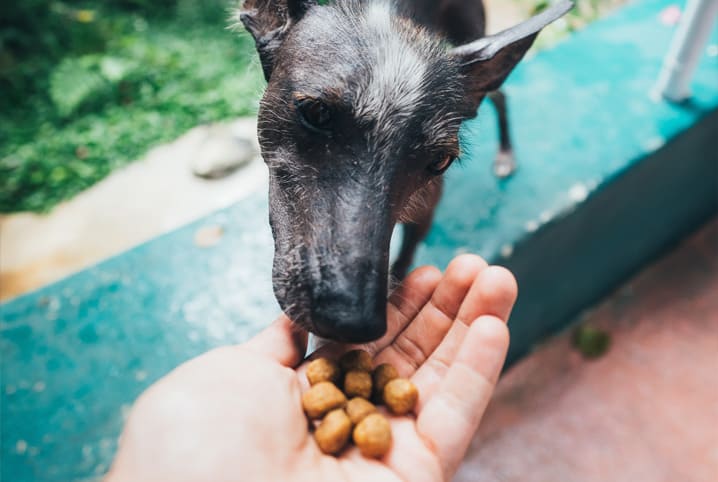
[2,0,717,480]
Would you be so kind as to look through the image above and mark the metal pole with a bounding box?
[654,0,718,102]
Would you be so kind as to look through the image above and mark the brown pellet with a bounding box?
[314,409,352,455]
[383,378,418,415]
[345,397,377,425]
[306,357,341,386]
[344,370,372,399]
[353,413,392,458]
[372,363,399,402]
[302,382,347,419]
[339,349,373,373]
[300,360,415,460]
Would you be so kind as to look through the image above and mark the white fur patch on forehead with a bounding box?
[364,1,393,31]
[356,1,427,131]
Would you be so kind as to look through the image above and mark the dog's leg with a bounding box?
[437,1,515,178]
[488,90,516,178]
[391,178,443,281]
[391,222,430,282]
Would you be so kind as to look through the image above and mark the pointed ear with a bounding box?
[450,1,573,105]
[237,0,316,81]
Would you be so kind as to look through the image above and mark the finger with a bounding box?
[381,265,443,352]
[244,314,308,368]
[411,266,517,405]
[373,254,488,376]
[416,316,509,480]
[457,265,518,325]
[303,266,442,362]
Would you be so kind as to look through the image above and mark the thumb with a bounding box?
[244,314,308,368]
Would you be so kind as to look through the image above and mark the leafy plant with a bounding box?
[524,0,626,48]
[1,11,263,213]
[49,57,110,117]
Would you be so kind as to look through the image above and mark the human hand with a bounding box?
[106,255,517,482]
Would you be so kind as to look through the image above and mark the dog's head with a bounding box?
[238,0,572,342]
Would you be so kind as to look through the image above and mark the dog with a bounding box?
[237,0,572,342]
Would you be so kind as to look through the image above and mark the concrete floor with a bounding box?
[456,218,718,482]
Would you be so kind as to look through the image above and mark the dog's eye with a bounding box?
[296,98,332,135]
[427,155,454,175]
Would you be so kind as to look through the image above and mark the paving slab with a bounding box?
[0,119,265,301]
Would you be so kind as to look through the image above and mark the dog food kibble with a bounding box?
[314,409,352,454]
[302,355,415,459]
[306,357,341,386]
[353,413,392,458]
[372,363,399,401]
[344,370,372,399]
[383,378,418,415]
[302,381,347,419]
[345,397,377,425]
[339,349,373,373]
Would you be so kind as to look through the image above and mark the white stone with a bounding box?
[568,183,589,203]
[16,440,27,454]
[525,220,539,233]
[190,124,258,179]
[500,244,514,258]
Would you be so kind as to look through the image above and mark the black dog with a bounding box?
[238,0,572,342]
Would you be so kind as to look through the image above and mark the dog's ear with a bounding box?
[237,0,316,80]
[451,1,573,106]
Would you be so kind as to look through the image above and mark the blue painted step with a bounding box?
[2,0,717,480]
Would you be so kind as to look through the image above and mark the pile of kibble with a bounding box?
[301,349,418,458]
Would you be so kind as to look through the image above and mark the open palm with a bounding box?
[107,255,517,482]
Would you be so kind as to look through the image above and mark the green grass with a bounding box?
[1,11,264,213]
[523,0,627,49]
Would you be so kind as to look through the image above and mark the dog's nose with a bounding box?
[311,287,387,343]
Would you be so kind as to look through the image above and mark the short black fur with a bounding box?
[237,0,573,342]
